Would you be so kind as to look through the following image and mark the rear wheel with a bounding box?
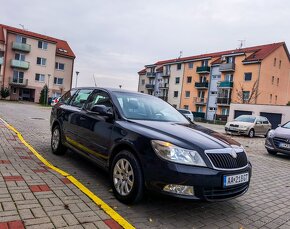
[248,129,255,138]
[51,125,67,155]
[110,150,144,204]
[267,149,277,155]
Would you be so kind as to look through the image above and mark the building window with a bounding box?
[221,108,229,115]
[35,74,45,82]
[225,74,233,82]
[279,60,282,69]
[197,106,202,112]
[185,91,190,98]
[274,58,276,66]
[277,78,279,86]
[13,88,17,94]
[201,60,208,66]
[243,91,250,101]
[15,53,25,61]
[38,41,48,50]
[275,95,277,104]
[16,35,27,44]
[54,77,64,85]
[210,91,218,95]
[184,105,189,110]
[172,104,177,108]
[188,62,193,68]
[37,57,47,66]
[175,77,180,84]
[173,91,178,97]
[13,70,24,83]
[141,79,145,85]
[209,107,216,111]
[272,76,275,84]
[244,73,252,81]
[270,94,272,103]
[55,62,65,70]
[187,76,192,83]
[226,56,235,63]
[177,63,182,70]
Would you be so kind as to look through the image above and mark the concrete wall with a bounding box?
[167,63,184,108]
[228,103,290,124]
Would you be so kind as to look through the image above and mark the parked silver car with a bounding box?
[225,115,272,138]
[178,109,194,122]
[265,121,290,156]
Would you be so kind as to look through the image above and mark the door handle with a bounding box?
[80,116,86,121]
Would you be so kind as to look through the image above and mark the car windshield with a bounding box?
[113,92,189,123]
[234,115,256,123]
[282,121,290,129]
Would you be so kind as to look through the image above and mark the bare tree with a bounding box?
[235,80,261,104]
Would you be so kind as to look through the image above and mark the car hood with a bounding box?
[274,127,290,139]
[125,120,241,151]
[226,121,253,127]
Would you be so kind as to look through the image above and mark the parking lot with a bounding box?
[1,101,290,229]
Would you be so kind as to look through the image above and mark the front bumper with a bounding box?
[144,160,252,201]
[225,127,249,135]
[265,137,290,155]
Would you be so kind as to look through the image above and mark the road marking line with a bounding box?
[0,117,135,229]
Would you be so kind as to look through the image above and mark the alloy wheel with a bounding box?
[52,128,60,150]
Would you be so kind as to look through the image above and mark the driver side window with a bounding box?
[85,90,112,111]
[70,89,93,108]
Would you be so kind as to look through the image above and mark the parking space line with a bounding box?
[0,117,135,229]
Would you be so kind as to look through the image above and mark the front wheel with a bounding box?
[248,129,255,138]
[51,125,67,155]
[110,150,144,204]
[267,149,277,155]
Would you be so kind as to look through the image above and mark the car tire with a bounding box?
[51,125,67,155]
[248,129,255,138]
[110,150,144,204]
[264,130,270,138]
[267,149,277,155]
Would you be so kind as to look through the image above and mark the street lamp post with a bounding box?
[75,71,79,88]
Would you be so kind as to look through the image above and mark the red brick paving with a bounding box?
[3,176,24,182]
[32,169,48,173]
[19,156,32,160]
[0,160,11,164]
[29,185,51,192]
[0,220,25,229]
[104,219,123,229]
[61,178,71,184]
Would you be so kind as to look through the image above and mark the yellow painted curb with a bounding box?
[0,117,135,229]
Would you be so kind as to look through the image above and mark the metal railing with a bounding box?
[219,63,235,72]
[12,42,31,52]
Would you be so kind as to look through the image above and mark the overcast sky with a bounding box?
[2,0,290,91]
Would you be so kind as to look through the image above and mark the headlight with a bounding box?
[151,140,206,167]
[267,130,275,138]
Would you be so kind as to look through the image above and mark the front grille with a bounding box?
[273,137,290,150]
[203,183,248,200]
[206,151,248,169]
[230,124,239,127]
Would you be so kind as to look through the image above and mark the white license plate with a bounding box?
[279,143,290,149]
[229,127,235,131]
[223,173,249,187]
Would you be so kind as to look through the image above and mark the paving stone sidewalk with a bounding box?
[0,119,123,229]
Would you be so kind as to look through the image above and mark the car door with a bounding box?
[64,89,94,150]
[76,90,114,164]
[262,117,271,134]
[255,117,264,134]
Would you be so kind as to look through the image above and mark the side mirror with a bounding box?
[90,105,114,118]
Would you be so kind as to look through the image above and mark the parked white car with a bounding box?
[178,109,194,122]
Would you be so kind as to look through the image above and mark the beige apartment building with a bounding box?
[0,24,75,102]
[138,42,290,121]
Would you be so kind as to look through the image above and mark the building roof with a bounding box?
[147,42,289,67]
[138,68,146,75]
[0,24,75,58]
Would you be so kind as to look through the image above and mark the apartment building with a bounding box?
[137,42,290,121]
[0,24,75,102]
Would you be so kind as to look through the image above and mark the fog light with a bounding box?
[163,184,194,196]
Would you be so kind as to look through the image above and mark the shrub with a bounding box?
[39,84,48,105]
[0,87,10,99]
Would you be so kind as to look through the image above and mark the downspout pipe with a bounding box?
[255,60,262,104]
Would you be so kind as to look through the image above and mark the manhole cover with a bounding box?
[31,117,45,120]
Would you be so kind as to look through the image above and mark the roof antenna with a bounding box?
[238,39,246,49]
[19,24,25,30]
[178,51,183,59]
[92,74,97,87]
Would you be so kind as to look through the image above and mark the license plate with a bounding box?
[279,143,290,149]
[223,173,249,187]
[229,127,235,131]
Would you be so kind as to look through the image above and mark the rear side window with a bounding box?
[70,89,93,108]
[59,89,76,104]
[261,117,269,124]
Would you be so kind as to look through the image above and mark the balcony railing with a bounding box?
[12,42,31,52]
[159,83,169,89]
[194,97,207,105]
[195,82,208,88]
[9,77,28,86]
[196,66,210,73]
[219,63,235,72]
[162,71,170,77]
[193,112,205,119]
[218,81,233,88]
[10,59,30,70]
[0,57,3,65]
[158,95,168,101]
[145,83,155,89]
[146,72,156,78]
[216,97,231,105]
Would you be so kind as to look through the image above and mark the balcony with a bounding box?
[11,59,30,70]
[218,81,233,88]
[162,71,170,77]
[194,97,207,105]
[146,72,156,78]
[0,57,3,65]
[219,63,235,72]
[158,95,168,101]
[193,112,205,119]
[9,77,28,87]
[195,82,208,89]
[12,42,31,52]
[216,97,231,106]
[145,84,155,89]
[159,83,169,89]
[196,66,210,73]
